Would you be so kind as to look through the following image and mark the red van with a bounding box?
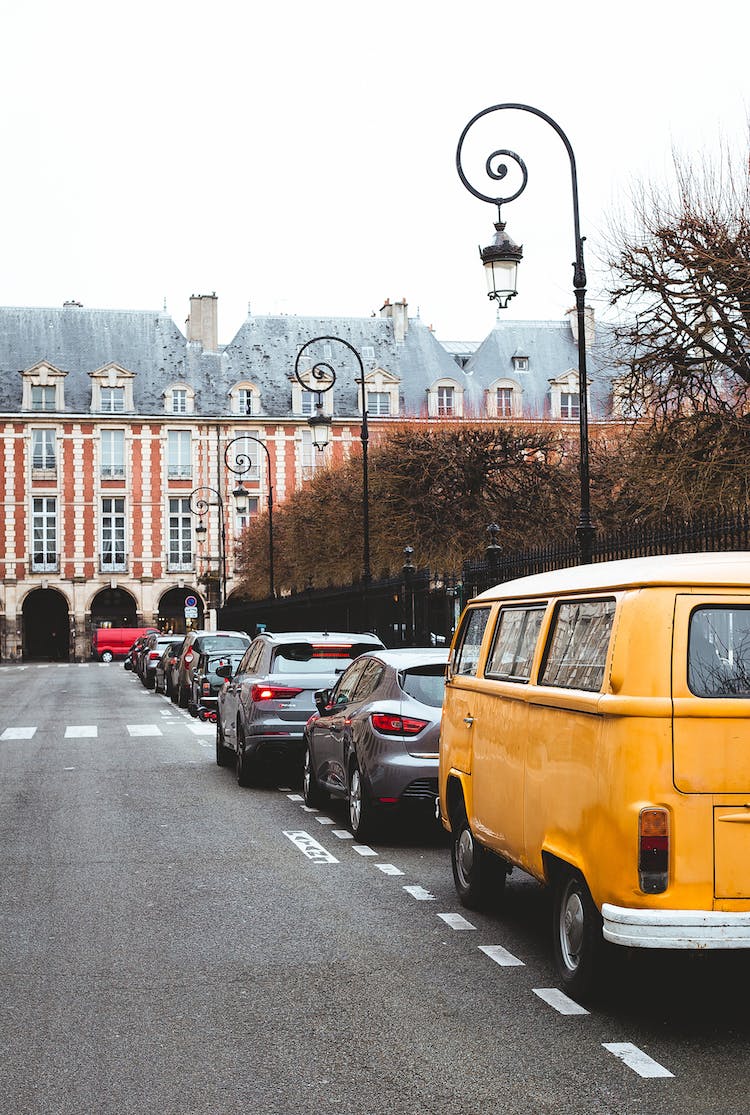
[92,626,153,663]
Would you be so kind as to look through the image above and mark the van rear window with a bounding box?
[486,606,546,682]
[540,599,615,691]
[688,607,750,698]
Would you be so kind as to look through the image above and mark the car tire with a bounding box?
[348,756,376,841]
[177,684,189,709]
[216,717,232,768]
[236,724,258,787]
[451,810,506,911]
[303,741,329,808]
[551,869,604,1001]
[100,651,113,663]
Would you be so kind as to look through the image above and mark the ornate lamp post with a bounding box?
[224,434,275,599]
[189,485,226,610]
[293,336,372,589]
[456,103,595,564]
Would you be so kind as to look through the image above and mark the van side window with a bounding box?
[541,599,616,691]
[452,607,491,677]
[486,606,546,682]
[688,607,750,697]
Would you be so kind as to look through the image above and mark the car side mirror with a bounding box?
[216,663,233,679]
[314,688,332,715]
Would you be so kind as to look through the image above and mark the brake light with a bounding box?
[370,713,429,736]
[201,680,211,695]
[639,807,669,893]
[312,644,352,658]
[149,651,161,661]
[184,651,194,666]
[251,684,304,702]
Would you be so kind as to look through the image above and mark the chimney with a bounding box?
[566,305,595,349]
[187,293,218,352]
[380,297,409,342]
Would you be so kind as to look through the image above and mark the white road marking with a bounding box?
[126,724,162,737]
[533,988,589,1016]
[375,864,404,876]
[403,885,436,901]
[283,830,339,864]
[1,727,37,740]
[332,830,354,840]
[478,944,525,967]
[63,766,76,771]
[438,912,476,930]
[603,1043,674,1079]
[352,844,378,856]
[64,726,98,738]
[300,805,318,813]
[160,710,174,717]
[286,793,304,802]
[316,816,336,825]
[188,723,215,736]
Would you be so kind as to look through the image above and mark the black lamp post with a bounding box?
[456,103,595,564]
[402,545,416,646]
[189,485,226,610]
[293,336,372,589]
[224,434,275,599]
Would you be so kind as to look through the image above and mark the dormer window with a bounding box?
[21,361,67,412]
[488,378,523,419]
[549,370,587,421]
[32,386,56,411]
[512,356,529,372]
[560,391,580,420]
[101,387,125,413]
[89,363,135,413]
[164,383,195,415]
[172,389,188,414]
[427,377,464,419]
[229,382,261,416]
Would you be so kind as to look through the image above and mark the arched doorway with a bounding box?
[90,587,139,628]
[23,588,70,661]
[159,587,204,634]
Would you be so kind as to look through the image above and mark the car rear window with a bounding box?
[199,636,249,654]
[688,606,750,697]
[399,665,446,707]
[272,642,374,674]
[540,598,616,692]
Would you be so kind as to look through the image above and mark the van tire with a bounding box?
[100,651,113,663]
[451,815,506,911]
[551,869,604,1001]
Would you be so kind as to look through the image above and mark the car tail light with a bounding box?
[370,713,429,736]
[312,644,352,658]
[639,807,669,893]
[251,684,304,702]
[184,651,194,666]
[201,680,211,696]
[149,651,161,661]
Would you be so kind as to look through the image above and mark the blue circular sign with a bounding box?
[185,595,197,608]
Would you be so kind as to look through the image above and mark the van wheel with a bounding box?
[100,651,113,663]
[551,870,604,1000]
[451,815,506,910]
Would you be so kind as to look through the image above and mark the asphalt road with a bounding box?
[1,662,749,1115]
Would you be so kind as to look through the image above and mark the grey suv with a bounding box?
[172,629,251,708]
[215,630,385,785]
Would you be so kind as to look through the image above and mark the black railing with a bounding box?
[220,509,750,648]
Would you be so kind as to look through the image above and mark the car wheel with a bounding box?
[551,869,604,1001]
[303,741,329,808]
[215,717,231,768]
[177,684,188,709]
[348,756,376,841]
[100,651,113,663]
[451,811,506,911]
[236,724,258,788]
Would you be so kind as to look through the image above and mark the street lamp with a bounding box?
[293,337,372,589]
[456,103,595,564]
[189,485,226,610]
[224,434,275,599]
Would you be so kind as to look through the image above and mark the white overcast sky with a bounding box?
[1,0,748,343]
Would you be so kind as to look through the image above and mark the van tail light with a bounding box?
[639,807,669,894]
[251,684,303,702]
[371,713,429,736]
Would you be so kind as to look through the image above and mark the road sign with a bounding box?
[184,595,197,608]
[184,605,198,618]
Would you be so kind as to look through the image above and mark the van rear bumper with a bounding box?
[602,903,750,950]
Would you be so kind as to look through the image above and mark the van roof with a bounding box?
[473,551,750,602]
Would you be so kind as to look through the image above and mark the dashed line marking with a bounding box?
[438,912,476,930]
[64,726,98,738]
[375,864,404,876]
[286,793,304,802]
[352,844,378,856]
[300,805,318,813]
[478,944,525,967]
[603,1043,674,1079]
[315,816,336,825]
[126,724,162,737]
[332,830,354,840]
[1,727,37,740]
[533,988,589,1016]
[188,723,215,736]
[403,885,436,901]
[283,830,339,864]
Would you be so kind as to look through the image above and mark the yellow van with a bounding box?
[438,551,750,997]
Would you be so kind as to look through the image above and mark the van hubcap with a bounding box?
[456,826,475,886]
[560,886,584,969]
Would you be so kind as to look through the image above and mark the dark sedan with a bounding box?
[303,647,448,839]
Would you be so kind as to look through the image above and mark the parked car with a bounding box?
[216,630,385,785]
[140,633,182,689]
[123,630,159,672]
[154,640,183,697]
[303,647,448,838]
[92,626,154,663]
[188,649,246,718]
[172,630,251,708]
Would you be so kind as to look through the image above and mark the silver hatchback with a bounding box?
[215,630,385,785]
[303,647,448,839]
